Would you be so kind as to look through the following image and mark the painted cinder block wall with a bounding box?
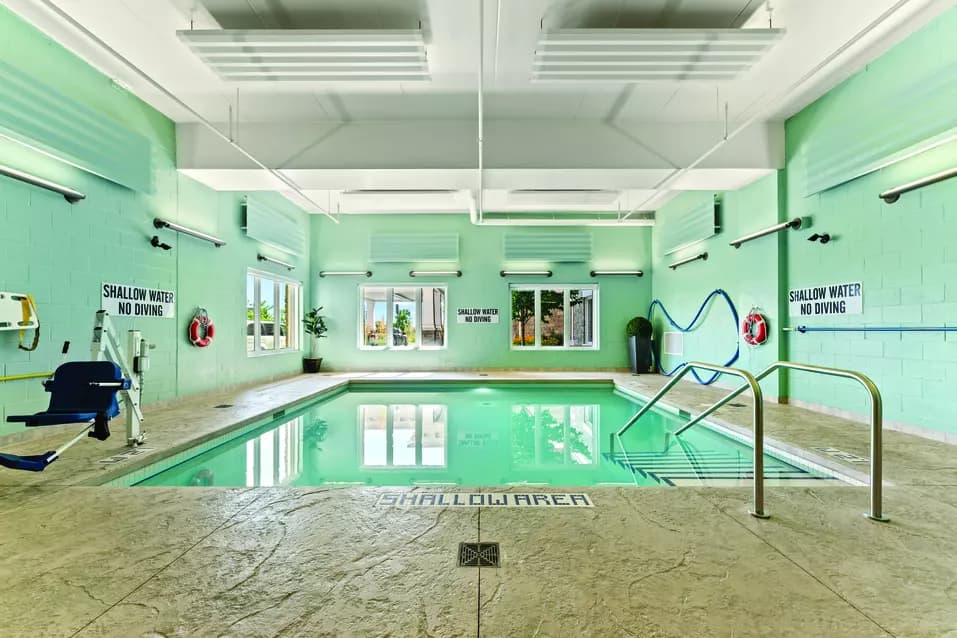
[650,175,784,399]
[652,8,957,437]
[0,6,309,436]
[783,8,957,436]
[311,214,653,371]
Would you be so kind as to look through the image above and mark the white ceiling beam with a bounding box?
[176,119,782,171]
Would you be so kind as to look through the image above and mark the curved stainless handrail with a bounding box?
[674,361,887,522]
[615,362,768,519]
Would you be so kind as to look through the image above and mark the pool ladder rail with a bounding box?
[614,361,888,523]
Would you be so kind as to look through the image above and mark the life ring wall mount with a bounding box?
[742,310,769,346]
[189,308,215,347]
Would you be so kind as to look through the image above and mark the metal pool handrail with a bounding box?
[615,362,768,519]
[674,361,888,522]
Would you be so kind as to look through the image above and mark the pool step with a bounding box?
[604,452,824,486]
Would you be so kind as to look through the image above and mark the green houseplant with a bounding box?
[303,307,328,373]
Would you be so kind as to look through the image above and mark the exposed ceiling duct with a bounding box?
[177,29,430,82]
[532,28,784,82]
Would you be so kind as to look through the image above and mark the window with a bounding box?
[360,404,448,467]
[244,416,304,486]
[247,269,301,355]
[510,404,599,467]
[510,285,597,349]
[359,286,447,349]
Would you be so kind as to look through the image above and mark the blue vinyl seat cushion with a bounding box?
[6,361,125,427]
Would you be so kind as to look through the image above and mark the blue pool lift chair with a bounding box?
[1,361,131,472]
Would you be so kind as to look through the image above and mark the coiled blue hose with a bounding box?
[646,289,740,385]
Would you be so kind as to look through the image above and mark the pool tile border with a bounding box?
[107,377,864,488]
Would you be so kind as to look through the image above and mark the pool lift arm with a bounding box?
[90,310,151,446]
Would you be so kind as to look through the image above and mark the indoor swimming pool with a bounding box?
[129,383,838,488]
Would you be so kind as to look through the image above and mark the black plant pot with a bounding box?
[628,335,639,374]
[628,336,654,374]
[303,357,323,373]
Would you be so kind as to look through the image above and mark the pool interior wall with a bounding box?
[125,382,840,488]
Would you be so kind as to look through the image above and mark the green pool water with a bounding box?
[134,383,834,488]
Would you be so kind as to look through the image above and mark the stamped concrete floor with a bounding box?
[0,372,956,637]
[1,484,955,637]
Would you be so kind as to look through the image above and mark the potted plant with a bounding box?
[626,316,654,374]
[303,307,328,373]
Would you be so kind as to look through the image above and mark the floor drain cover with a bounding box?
[458,542,500,567]
[213,404,233,409]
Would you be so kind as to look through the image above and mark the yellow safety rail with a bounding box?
[0,371,51,383]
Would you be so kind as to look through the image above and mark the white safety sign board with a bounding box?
[102,283,175,318]
[788,282,862,317]
[456,307,500,324]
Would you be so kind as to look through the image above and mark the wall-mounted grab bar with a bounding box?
[615,362,768,519]
[674,361,888,522]
[729,217,803,248]
[879,166,957,204]
[0,163,85,203]
[786,325,956,333]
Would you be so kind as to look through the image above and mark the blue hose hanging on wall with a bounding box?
[647,289,740,385]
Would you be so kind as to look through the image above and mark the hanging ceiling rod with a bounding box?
[35,0,338,223]
[620,0,914,221]
[729,217,803,248]
[153,218,225,247]
[257,254,295,271]
[879,167,957,203]
[0,164,85,203]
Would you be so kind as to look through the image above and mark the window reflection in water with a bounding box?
[244,416,304,486]
[510,405,598,466]
[361,404,448,467]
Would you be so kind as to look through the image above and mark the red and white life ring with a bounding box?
[742,311,768,346]
[188,309,215,347]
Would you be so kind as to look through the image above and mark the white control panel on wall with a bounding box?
[663,332,684,356]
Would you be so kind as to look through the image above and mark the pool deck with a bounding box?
[0,371,955,637]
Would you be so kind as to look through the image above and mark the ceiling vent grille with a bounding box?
[532,29,784,82]
[244,196,307,256]
[370,233,459,262]
[0,61,152,192]
[803,59,957,196]
[504,231,592,262]
[659,193,717,255]
[177,30,430,82]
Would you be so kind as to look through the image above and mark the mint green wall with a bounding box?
[783,9,957,434]
[650,176,783,398]
[311,214,652,370]
[0,7,309,435]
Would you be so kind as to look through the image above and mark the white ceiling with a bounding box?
[6,0,954,218]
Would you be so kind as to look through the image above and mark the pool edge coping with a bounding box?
[98,375,873,489]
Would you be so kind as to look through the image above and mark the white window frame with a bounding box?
[358,404,448,469]
[509,284,599,351]
[246,268,302,357]
[358,285,448,351]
